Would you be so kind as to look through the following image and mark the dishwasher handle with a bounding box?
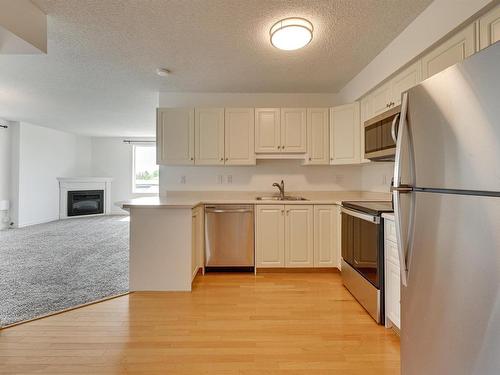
[205,206,254,214]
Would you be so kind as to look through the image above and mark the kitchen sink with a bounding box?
[256,196,308,201]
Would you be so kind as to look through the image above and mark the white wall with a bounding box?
[361,163,394,193]
[90,137,155,214]
[339,0,495,102]
[11,122,92,227]
[160,160,362,193]
[0,119,11,203]
[159,92,340,108]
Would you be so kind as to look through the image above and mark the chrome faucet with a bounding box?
[272,180,285,200]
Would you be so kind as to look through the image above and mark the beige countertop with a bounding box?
[382,212,395,220]
[120,191,392,209]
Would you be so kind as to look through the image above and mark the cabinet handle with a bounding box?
[190,157,194,161]
[286,210,289,215]
[277,145,281,150]
[308,157,312,161]
[225,158,228,161]
[281,209,284,215]
[282,145,285,149]
[220,157,224,161]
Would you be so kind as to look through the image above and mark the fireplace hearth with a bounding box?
[57,177,113,219]
[67,190,104,217]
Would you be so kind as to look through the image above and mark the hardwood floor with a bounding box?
[0,273,400,374]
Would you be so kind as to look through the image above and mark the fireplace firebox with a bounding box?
[67,190,104,217]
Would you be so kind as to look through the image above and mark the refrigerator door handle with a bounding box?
[393,92,416,287]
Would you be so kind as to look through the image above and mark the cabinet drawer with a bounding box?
[385,239,399,267]
[384,219,396,243]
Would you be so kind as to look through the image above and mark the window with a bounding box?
[133,145,159,194]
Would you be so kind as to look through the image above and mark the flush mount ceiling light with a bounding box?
[270,17,313,51]
[156,68,170,77]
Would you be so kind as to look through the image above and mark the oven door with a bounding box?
[341,207,383,288]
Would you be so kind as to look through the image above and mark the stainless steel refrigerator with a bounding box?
[393,42,500,375]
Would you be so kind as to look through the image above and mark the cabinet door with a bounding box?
[225,108,256,165]
[285,205,313,267]
[422,23,476,79]
[370,81,393,117]
[479,4,500,50]
[255,205,285,267]
[385,259,401,329]
[255,108,280,153]
[306,108,329,165]
[195,108,225,165]
[313,205,338,268]
[391,60,422,106]
[330,103,360,165]
[157,108,195,165]
[281,108,307,153]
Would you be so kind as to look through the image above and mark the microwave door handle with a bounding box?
[391,113,400,143]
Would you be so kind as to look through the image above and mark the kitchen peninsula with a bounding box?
[121,190,390,292]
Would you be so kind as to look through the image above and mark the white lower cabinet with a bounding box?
[384,218,400,330]
[255,205,285,267]
[285,205,314,267]
[313,205,340,267]
[256,204,339,269]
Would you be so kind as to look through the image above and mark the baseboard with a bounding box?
[256,267,340,273]
[16,216,59,228]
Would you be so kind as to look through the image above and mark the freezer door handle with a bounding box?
[393,92,416,287]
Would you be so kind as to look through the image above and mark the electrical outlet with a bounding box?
[382,175,388,185]
[217,175,223,184]
[180,176,186,184]
[226,175,232,184]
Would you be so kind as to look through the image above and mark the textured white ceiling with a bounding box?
[0,0,432,136]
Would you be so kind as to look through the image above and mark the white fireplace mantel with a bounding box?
[58,177,113,219]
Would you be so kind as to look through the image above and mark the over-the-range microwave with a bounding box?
[364,105,401,161]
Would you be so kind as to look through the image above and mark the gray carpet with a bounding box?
[0,215,129,327]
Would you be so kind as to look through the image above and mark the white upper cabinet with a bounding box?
[255,205,285,268]
[306,108,329,165]
[369,81,393,118]
[284,205,314,267]
[330,102,360,165]
[391,60,422,106]
[255,108,281,153]
[195,108,225,165]
[281,108,307,153]
[313,205,339,268]
[479,4,500,50]
[359,97,371,163]
[157,108,195,165]
[255,108,306,154]
[421,23,476,79]
[224,108,256,165]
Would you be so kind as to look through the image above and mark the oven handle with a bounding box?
[341,207,380,224]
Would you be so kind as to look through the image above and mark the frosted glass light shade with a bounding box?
[270,18,313,51]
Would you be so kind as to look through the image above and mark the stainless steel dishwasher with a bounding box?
[204,205,255,269]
